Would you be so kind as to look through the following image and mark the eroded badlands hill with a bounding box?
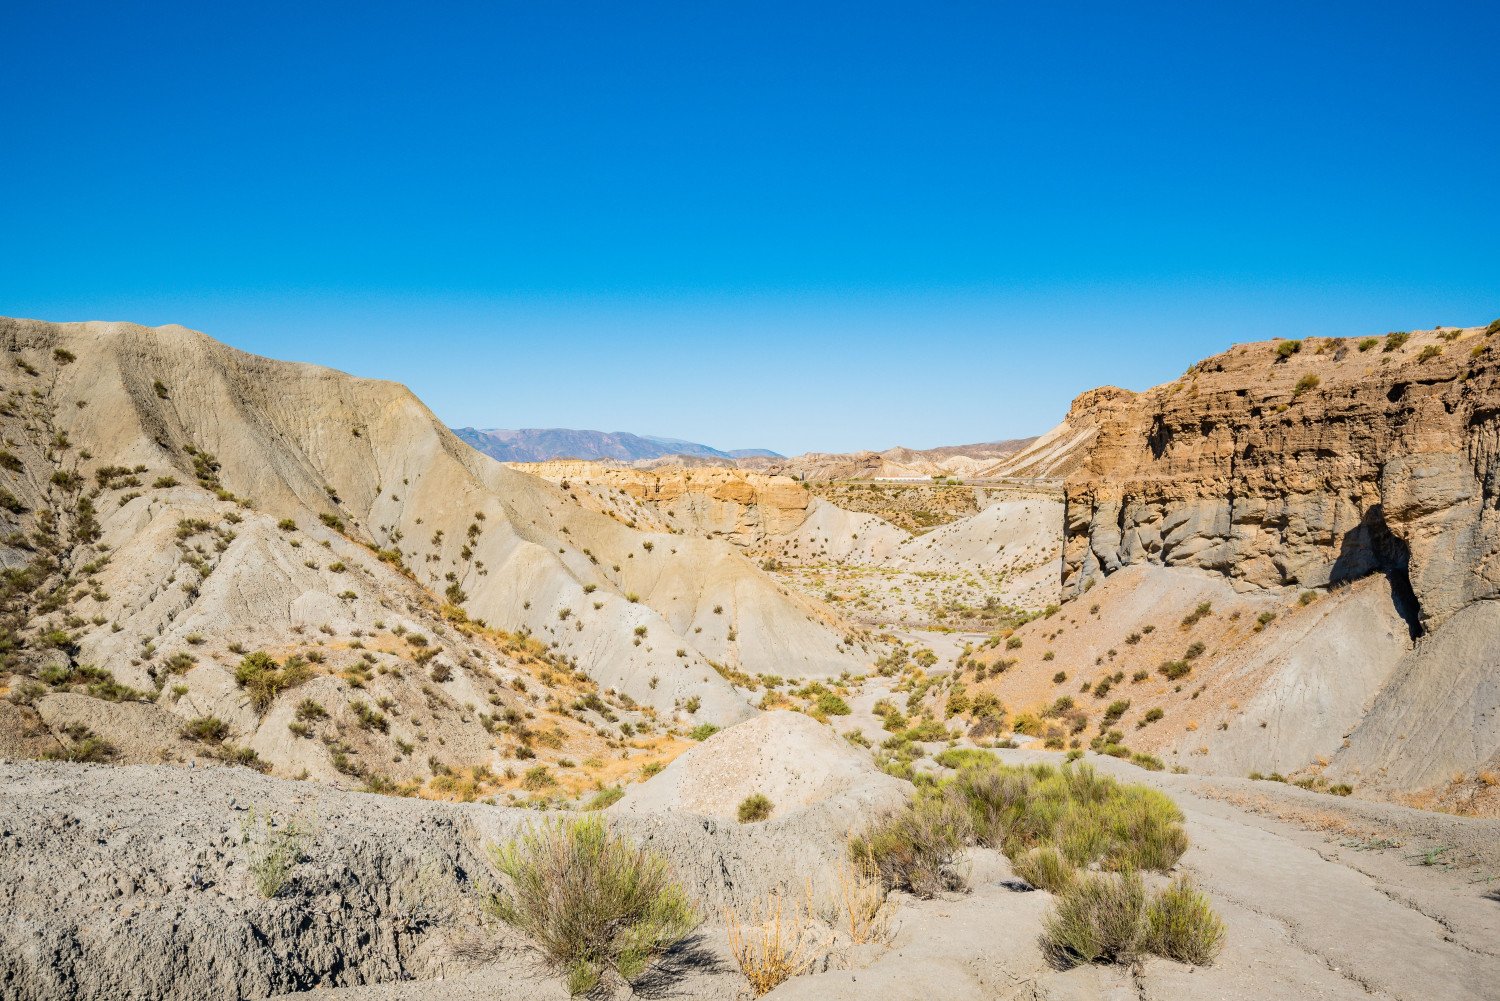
[0,318,872,788]
[513,460,1065,626]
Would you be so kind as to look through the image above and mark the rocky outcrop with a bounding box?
[1062,324,1500,635]
[507,460,812,542]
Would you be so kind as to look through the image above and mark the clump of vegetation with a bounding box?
[1145,876,1227,964]
[246,815,310,899]
[44,723,116,763]
[688,723,720,741]
[1039,869,1228,969]
[738,793,774,823]
[850,795,972,899]
[1180,602,1212,628]
[487,817,698,996]
[856,758,1190,907]
[725,889,824,996]
[1043,870,1148,965]
[1293,373,1320,396]
[1274,339,1302,359]
[234,651,312,713]
[814,692,851,716]
[522,765,556,791]
[1383,331,1410,352]
[1158,659,1190,680]
[181,716,230,744]
[1013,844,1075,892]
[586,786,625,810]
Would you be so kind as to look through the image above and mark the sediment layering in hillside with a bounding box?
[1050,324,1500,793]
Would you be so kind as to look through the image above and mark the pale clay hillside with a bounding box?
[2,316,1499,1001]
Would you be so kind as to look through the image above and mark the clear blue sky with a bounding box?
[3,2,1496,454]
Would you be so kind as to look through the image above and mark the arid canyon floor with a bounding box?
[2,317,1498,1000]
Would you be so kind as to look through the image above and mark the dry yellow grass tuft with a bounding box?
[725,885,827,996]
[834,855,892,946]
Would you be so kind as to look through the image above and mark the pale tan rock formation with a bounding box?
[1061,325,1500,635]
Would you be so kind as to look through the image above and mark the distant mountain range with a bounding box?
[452,427,783,463]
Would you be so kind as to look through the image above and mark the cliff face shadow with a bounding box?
[1330,505,1422,640]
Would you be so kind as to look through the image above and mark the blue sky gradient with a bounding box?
[3,2,1497,453]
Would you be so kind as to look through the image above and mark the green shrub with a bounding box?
[1293,373,1320,395]
[44,726,116,763]
[234,651,312,714]
[218,744,270,772]
[1274,339,1301,359]
[1144,876,1226,965]
[295,698,328,721]
[933,747,996,770]
[1043,871,1147,966]
[247,817,309,898]
[737,793,774,823]
[688,723,719,741]
[1180,602,1212,628]
[586,786,625,810]
[815,692,851,716]
[1357,337,1379,352]
[1130,753,1165,772]
[1158,660,1191,680]
[1383,331,1410,352]
[1013,844,1075,892]
[349,699,388,732]
[181,716,229,744]
[522,765,556,791]
[487,817,698,995]
[952,760,1187,874]
[850,795,972,898]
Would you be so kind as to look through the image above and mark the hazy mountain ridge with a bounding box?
[452,426,782,463]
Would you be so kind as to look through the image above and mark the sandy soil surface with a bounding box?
[5,734,1496,1001]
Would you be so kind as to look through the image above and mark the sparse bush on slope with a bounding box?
[234,651,312,714]
[738,793,774,823]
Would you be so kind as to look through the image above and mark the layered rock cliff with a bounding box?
[1062,323,1500,635]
